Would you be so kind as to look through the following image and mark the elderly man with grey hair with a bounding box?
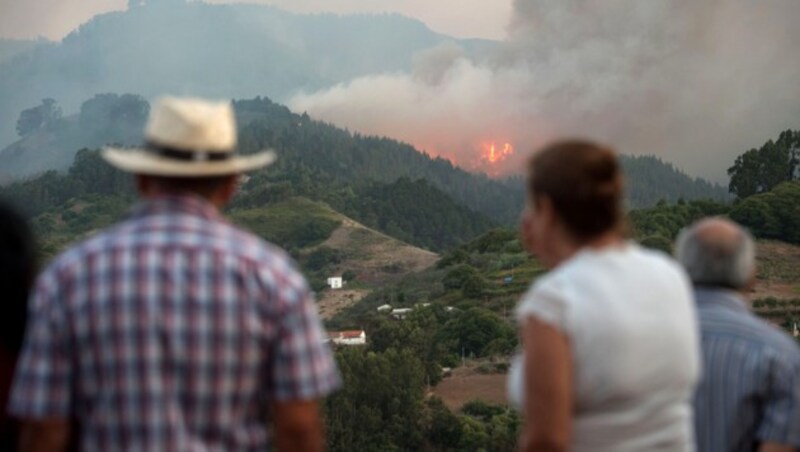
[676,218,800,452]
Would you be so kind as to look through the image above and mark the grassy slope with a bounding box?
[229,196,342,248]
[33,194,439,318]
[752,241,800,325]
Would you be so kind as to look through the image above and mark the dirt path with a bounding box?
[317,289,370,320]
[318,218,438,287]
[752,241,800,300]
[432,365,509,410]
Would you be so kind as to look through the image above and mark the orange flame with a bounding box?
[481,142,514,164]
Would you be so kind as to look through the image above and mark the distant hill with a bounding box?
[620,155,730,206]
[16,188,438,319]
[0,144,496,254]
[0,94,729,226]
[0,38,47,66]
[0,93,148,180]
[0,1,493,147]
[230,97,730,218]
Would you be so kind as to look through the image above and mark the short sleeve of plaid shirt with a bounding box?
[8,267,74,418]
[265,265,341,401]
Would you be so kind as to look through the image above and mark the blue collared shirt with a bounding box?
[693,288,800,451]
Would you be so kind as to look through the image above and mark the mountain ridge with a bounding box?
[0,1,494,147]
[0,94,730,227]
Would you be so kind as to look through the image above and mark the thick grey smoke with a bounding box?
[290,0,800,181]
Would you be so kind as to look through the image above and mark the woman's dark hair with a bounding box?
[527,140,624,242]
[0,201,36,352]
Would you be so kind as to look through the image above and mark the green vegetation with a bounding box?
[4,94,732,226]
[324,301,520,450]
[2,148,493,254]
[730,182,800,244]
[752,298,800,337]
[629,199,731,251]
[16,98,62,137]
[330,227,543,330]
[232,97,525,225]
[628,127,800,247]
[727,130,800,199]
[317,226,539,451]
[335,178,495,251]
[77,93,149,145]
[229,198,341,253]
[621,155,730,207]
[326,346,520,451]
[30,194,131,262]
[628,181,800,249]
[752,297,800,310]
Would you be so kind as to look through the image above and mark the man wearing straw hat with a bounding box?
[8,97,340,451]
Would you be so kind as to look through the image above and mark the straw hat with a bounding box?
[102,97,276,177]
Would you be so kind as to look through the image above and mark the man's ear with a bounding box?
[746,268,758,293]
[519,204,535,253]
[135,174,154,198]
[218,175,240,205]
[537,195,557,227]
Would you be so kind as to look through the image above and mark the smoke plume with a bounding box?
[290,0,800,181]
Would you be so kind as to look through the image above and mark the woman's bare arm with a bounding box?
[520,316,573,452]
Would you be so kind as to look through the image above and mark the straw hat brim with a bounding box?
[101,147,276,177]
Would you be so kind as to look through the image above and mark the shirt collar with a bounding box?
[693,286,750,314]
[130,194,223,221]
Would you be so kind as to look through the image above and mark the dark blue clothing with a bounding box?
[693,288,800,451]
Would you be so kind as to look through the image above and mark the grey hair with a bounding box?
[675,219,756,290]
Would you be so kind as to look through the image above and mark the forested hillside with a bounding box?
[0,94,148,177]
[0,148,492,253]
[621,155,729,206]
[628,128,800,250]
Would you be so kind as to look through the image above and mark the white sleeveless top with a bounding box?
[508,243,700,452]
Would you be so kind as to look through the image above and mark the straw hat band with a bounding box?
[146,142,232,163]
[102,96,276,176]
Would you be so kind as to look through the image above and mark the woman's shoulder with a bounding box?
[624,244,690,283]
[580,242,686,279]
[516,266,575,331]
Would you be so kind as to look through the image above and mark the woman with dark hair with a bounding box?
[508,141,700,451]
[0,201,36,450]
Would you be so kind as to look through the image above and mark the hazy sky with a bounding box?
[291,0,800,181]
[0,0,511,41]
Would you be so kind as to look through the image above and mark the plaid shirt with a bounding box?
[8,195,340,451]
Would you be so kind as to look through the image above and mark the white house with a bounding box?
[377,304,392,313]
[329,330,367,346]
[327,277,343,289]
[391,308,413,320]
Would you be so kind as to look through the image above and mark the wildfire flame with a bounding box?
[481,142,514,164]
